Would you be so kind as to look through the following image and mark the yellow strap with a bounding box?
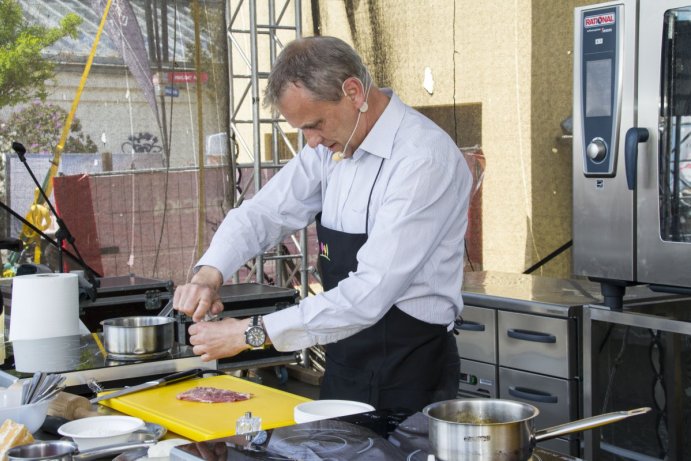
[92,332,107,358]
[38,0,115,201]
[5,2,114,273]
[13,189,50,264]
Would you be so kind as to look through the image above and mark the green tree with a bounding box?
[0,101,98,153]
[0,0,82,107]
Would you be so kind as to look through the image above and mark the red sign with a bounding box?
[166,71,208,84]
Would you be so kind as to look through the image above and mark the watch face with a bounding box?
[246,325,266,347]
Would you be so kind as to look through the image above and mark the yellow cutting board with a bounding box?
[97,375,312,441]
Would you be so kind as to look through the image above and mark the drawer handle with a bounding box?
[458,320,485,332]
[508,386,558,404]
[507,328,556,343]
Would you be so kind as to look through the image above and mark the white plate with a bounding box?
[294,399,375,423]
[58,415,145,450]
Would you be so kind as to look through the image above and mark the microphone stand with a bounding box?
[0,199,101,278]
[10,142,101,289]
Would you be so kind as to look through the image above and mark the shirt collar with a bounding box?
[353,88,405,161]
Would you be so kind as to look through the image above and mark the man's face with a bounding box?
[277,82,358,155]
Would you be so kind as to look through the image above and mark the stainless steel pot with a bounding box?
[100,316,174,359]
[423,399,650,461]
[7,440,153,461]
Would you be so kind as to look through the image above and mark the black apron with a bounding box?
[315,159,459,412]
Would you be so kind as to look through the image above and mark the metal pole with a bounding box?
[249,0,264,284]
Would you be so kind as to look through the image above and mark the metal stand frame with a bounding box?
[225,0,308,296]
[582,302,691,460]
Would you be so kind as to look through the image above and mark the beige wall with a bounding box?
[309,0,600,278]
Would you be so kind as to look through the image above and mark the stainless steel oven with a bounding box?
[573,0,691,304]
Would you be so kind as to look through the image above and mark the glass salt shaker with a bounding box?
[236,411,262,435]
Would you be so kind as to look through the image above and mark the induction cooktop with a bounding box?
[170,410,583,461]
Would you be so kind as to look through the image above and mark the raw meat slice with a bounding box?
[176,386,252,403]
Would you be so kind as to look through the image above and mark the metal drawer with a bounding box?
[498,367,577,429]
[458,358,497,398]
[455,305,496,363]
[498,310,572,378]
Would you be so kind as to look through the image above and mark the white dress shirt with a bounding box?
[197,90,473,351]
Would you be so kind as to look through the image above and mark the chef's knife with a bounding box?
[90,368,204,404]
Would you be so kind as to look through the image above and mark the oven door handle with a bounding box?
[625,127,649,191]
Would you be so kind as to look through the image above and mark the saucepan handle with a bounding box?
[533,407,651,443]
[73,441,154,461]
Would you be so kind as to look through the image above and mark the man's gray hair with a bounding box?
[263,36,370,109]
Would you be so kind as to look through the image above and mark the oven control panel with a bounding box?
[578,5,622,176]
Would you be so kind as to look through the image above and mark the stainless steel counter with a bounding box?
[461,271,675,317]
[461,271,691,460]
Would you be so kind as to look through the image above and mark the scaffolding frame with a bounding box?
[225,0,309,297]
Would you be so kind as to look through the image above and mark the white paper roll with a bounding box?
[12,335,82,373]
[9,273,80,341]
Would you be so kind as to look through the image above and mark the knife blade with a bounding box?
[90,368,204,404]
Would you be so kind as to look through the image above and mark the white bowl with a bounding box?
[294,399,375,423]
[0,387,53,433]
[58,415,145,450]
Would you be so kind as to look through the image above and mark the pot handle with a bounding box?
[533,407,651,443]
[72,441,154,461]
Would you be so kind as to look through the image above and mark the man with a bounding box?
[174,36,472,411]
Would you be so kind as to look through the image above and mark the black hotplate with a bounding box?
[0,333,197,377]
[169,409,583,461]
[0,330,204,396]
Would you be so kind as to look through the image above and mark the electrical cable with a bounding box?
[601,325,629,414]
[452,1,474,273]
[598,324,615,354]
[119,25,138,274]
[648,329,668,459]
[511,0,540,267]
[523,240,573,274]
[152,0,180,278]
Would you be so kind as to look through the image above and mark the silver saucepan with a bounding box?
[423,399,650,461]
[100,316,174,360]
[7,440,153,461]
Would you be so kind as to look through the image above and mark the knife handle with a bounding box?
[159,368,203,384]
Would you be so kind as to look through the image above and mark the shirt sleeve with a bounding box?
[265,149,470,351]
[196,147,324,281]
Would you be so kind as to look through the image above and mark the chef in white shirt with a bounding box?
[174,35,473,411]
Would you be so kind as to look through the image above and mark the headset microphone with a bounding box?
[332,74,372,162]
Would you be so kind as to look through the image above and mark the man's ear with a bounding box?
[342,77,360,103]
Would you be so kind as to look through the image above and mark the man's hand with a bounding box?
[174,266,224,322]
[188,317,251,361]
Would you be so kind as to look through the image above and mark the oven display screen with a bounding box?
[586,59,612,117]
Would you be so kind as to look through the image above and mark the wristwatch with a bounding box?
[245,315,267,349]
